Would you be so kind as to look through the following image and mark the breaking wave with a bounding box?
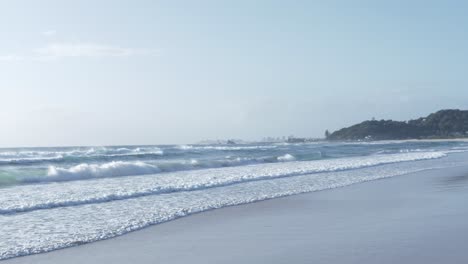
[277,153,296,162]
[46,161,161,181]
[0,147,164,165]
[0,151,447,214]
[176,145,277,151]
[2,140,468,260]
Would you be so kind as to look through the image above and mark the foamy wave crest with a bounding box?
[176,145,193,150]
[0,147,164,165]
[0,151,446,214]
[46,161,161,181]
[0,156,64,165]
[66,146,164,157]
[277,154,295,162]
[177,145,277,151]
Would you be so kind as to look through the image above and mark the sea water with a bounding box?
[1,140,468,259]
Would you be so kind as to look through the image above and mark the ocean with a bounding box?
[1,140,468,259]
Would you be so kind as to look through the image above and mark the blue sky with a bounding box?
[1,0,468,147]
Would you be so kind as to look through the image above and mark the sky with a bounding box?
[1,0,468,147]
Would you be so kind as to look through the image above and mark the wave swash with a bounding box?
[1,141,468,260]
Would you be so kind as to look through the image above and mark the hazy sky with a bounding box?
[1,0,468,147]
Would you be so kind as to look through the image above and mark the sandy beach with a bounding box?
[4,164,468,264]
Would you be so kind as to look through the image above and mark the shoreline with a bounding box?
[4,165,468,263]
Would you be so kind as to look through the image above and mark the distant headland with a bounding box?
[327,109,468,141]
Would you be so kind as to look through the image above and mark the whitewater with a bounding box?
[2,140,468,260]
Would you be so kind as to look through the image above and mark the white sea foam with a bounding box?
[23,151,446,185]
[46,161,161,181]
[176,145,193,150]
[277,153,296,162]
[0,155,64,164]
[1,152,465,260]
[177,145,277,151]
[0,151,447,214]
[0,154,299,186]
[2,142,468,260]
[13,153,304,184]
[0,147,164,164]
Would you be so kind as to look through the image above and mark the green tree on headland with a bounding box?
[327,109,468,141]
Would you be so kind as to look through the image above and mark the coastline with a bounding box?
[4,165,468,263]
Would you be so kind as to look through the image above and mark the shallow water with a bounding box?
[2,140,468,259]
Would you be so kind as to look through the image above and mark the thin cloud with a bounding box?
[0,42,158,61]
[35,43,151,58]
[42,30,57,37]
[0,54,25,61]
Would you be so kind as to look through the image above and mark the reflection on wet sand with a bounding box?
[436,173,468,190]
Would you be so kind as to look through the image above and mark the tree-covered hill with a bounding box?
[328,109,468,141]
